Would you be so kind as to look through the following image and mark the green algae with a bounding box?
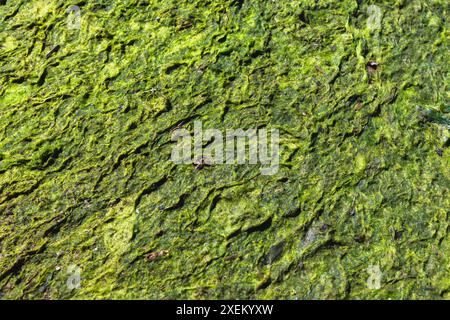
[0,0,449,299]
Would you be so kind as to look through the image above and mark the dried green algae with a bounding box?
[0,0,449,299]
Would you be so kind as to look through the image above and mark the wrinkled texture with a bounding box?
[0,0,449,299]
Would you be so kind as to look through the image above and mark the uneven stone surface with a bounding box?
[0,0,449,299]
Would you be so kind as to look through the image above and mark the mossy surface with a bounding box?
[0,0,449,299]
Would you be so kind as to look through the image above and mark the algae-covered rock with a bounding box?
[0,0,449,299]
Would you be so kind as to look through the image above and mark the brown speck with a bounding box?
[147,250,169,262]
[366,61,379,73]
[193,156,213,170]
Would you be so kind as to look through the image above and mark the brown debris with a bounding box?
[193,156,213,170]
[147,250,169,262]
[366,61,379,73]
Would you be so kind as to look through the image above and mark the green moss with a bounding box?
[0,0,449,299]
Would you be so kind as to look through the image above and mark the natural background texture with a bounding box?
[0,0,449,299]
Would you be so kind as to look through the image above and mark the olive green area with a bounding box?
[0,0,449,299]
